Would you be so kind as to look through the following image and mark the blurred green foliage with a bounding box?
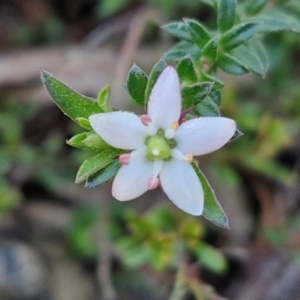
[0,101,36,214]
[1,1,300,298]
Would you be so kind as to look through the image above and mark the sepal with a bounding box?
[67,132,111,150]
[75,149,125,183]
[97,85,111,112]
[85,160,121,188]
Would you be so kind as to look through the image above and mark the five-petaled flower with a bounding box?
[89,66,236,215]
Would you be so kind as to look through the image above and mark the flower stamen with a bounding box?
[119,153,131,165]
[165,121,179,139]
[140,114,152,126]
[185,154,194,163]
[148,177,159,190]
[171,121,179,131]
[140,115,157,136]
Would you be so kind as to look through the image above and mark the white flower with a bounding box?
[89,66,236,215]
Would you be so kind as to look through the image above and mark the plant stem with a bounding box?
[95,195,116,300]
[169,255,189,300]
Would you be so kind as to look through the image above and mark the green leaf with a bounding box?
[75,149,125,183]
[247,37,269,76]
[144,60,167,105]
[194,243,227,273]
[126,64,148,106]
[41,70,103,125]
[67,132,111,150]
[0,182,21,213]
[220,22,259,51]
[244,156,292,183]
[193,97,220,117]
[176,55,197,84]
[182,82,213,109]
[97,85,111,112]
[164,42,201,61]
[244,0,268,15]
[83,132,112,149]
[183,18,211,49]
[201,0,218,7]
[201,72,224,91]
[202,36,219,62]
[75,117,92,130]
[85,160,121,188]
[161,21,192,42]
[254,17,291,33]
[217,52,249,75]
[218,0,236,33]
[191,162,228,228]
[232,43,268,77]
[210,90,222,106]
[252,9,300,33]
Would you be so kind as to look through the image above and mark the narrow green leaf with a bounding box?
[254,17,291,33]
[218,0,236,33]
[161,21,192,42]
[83,132,112,149]
[220,22,259,51]
[164,42,201,62]
[144,60,167,105]
[67,132,111,151]
[97,85,111,112]
[85,160,121,188]
[182,82,213,109]
[176,55,197,84]
[75,149,125,183]
[247,37,269,77]
[232,43,268,77]
[201,0,218,7]
[252,9,300,33]
[126,64,148,106]
[217,52,249,75]
[191,162,228,228]
[41,70,103,124]
[193,97,220,117]
[210,90,222,106]
[75,117,92,130]
[244,0,268,15]
[201,72,224,91]
[183,18,211,49]
[202,37,219,62]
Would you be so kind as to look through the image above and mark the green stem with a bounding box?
[169,255,189,300]
[95,194,117,300]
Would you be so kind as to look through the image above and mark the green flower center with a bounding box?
[146,135,171,160]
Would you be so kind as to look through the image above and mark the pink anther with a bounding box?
[148,177,159,190]
[140,114,152,126]
[185,154,194,163]
[119,153,131,165]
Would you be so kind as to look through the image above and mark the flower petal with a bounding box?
[89,111,148,150]
[112,157,153,201]
[175,117,236,155]
[160,159,204,215]
[147,66,181,130]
